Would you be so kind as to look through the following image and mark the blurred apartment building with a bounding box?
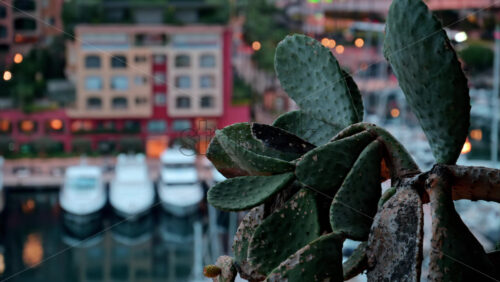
[63,24,248,156]
[0,0,249,157]
[0,0,63,68]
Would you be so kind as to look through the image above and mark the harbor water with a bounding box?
[0,188,227,282]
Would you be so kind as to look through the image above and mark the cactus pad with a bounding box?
[208,173,295,211]
[248,189,320,275]
[384,0,470,164]
[272,110,344,146]
[343,241,368,280]
[296,130,375,193]
[427,172,498,281]
[342,69,364,121]
[251,123,315,156]
[232,206,266,281]
[330,141,382,240]
[214,126,294,176]
[275,34,362,127]
[266,233,344,282]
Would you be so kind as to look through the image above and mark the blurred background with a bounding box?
[0,0,499,281]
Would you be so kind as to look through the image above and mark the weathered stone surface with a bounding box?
[366,186,423,282]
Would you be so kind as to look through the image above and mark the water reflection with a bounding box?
[0,190,216,282]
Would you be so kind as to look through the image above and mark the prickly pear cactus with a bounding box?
[204,0,500,281]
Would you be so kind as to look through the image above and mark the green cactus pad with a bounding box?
[427,173,498,281]
[296,130,375,194]
[342,70,364,121]
[378,187,397,208]
[216,133,293,176]
[208,173,295,211]
[232,206,266,281]
[272,110,344,146]
[248,189,320,275]
[343,242,368,280]
[275,34,362,127]
[384,0,470,164]
[266,233,344,282]
[366,125,420,177]
[331,123,368,142]
[332,123,420,178]
[207,137,248,178]
[330,141,382,240]
[251,123,315,156]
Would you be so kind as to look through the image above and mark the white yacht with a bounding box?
[59,164,106,220]
[109,154,155,218]
[157,147,203,217]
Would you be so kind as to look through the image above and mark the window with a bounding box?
[0,7,6,19]
[175,76,191,89]
[0,26,7,38]
[172,120,191,131]
[85,55,101,68]
[154,73,166,85]
[112,97,128,109]
[175,55,190,67]
[14,0,35,11]
[87,97,102,109]
[85,76,103,90]
[176,96,190,109]
[123,120,140,133]
[147,120,166,133]
[111,76,129,90]
[200,75,215,88]
[134,55,147,63]
[111,55,127,68]
[135,97,148,105]
[200,54,216,67]
[134,76,147,85]
[153,54,166,64]
[200,96,214,108]
[154,93,166,105]
[14,18,36,31]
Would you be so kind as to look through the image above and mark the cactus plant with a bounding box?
[204,0,500,280]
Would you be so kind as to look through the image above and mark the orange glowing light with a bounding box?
[327,39,336,49]
[390,108,400,118]
[13,53,23,64]
[461,138,471,154]
[354,38,365,48]
[470,129,482,141]
[0,119,9,132]
[50,119,63,131]
[23,234,43,268]
[3,71,12,81]
[252,41,261,51]
[22,199,35,213]
[20,120,34,132]
[321,37,329,47]
[335,45,344,54]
